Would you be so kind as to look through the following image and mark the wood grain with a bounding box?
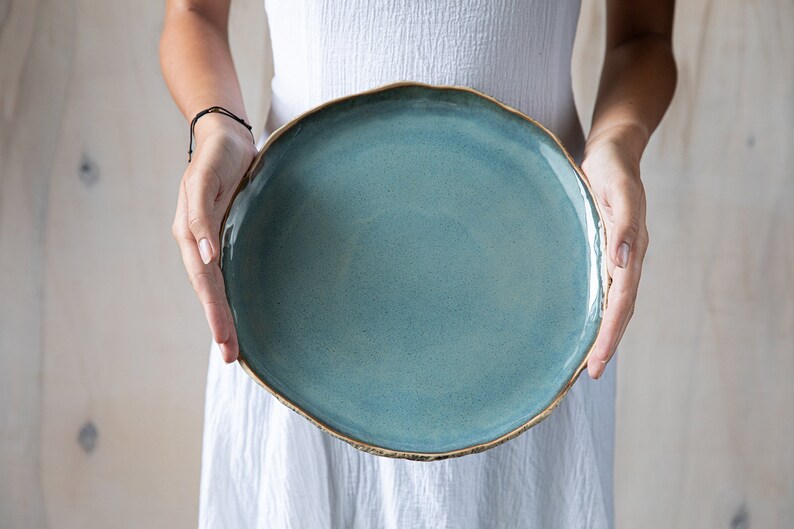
[0,0,269,527]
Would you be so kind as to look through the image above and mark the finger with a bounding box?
[588,241,644,379]
[174,181,237,360]
[178,235,235,352]
[603,218,617,280]
[587,304,634,383]
[616,298,635,348]
[184,164,222,265]
[588,269,633,379]
[596,298,635,371]
[607,179,644,270]
[212,260,240,364]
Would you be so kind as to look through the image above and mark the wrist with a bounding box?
[188,110,257,164]
[584,121,647,167]
[581,127,646,186]
[193,112,253,144]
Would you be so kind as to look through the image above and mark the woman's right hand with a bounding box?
[172,113,258,363]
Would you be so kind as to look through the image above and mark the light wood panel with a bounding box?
[572,1,794,527]
[0,0,791,527]
[0,0,269,527]
[0,1,69,526]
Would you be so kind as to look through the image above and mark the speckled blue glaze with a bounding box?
[220,84,605,455]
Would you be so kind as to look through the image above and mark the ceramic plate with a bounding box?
[220,81,607,461]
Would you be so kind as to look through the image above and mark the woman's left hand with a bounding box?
[580,136,650,379]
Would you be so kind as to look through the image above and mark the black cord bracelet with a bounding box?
[188,106,255,163]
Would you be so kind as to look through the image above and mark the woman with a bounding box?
[160,1,676,527]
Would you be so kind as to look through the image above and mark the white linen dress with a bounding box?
[198,1,618,527]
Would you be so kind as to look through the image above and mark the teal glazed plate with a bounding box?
[220,81,608,461]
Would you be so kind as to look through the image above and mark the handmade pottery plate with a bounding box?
[220,81,608,461]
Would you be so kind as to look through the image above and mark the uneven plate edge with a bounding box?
[218,80,611,462]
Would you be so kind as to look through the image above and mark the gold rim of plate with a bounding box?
[218,80,610,462]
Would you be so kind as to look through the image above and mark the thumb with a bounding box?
[607,181,643,270]
[185,168,222,264]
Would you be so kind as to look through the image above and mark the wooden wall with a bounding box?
[0,0,791,527]
[574,0,794,527]
[0,1,270,527]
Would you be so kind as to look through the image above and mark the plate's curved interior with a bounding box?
[221,85,604,455]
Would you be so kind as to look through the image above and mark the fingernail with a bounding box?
[617,242,630,268]
[199,238,212,264]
